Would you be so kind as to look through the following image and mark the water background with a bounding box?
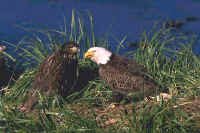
[0,0,200,54]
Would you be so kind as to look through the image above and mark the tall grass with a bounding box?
[134,26,200,97]
[0,10,200,133]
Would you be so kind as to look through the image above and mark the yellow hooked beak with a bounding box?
[84,51,95,59]
[70,47,80,53]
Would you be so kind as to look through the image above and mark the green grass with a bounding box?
[0,10,200,133]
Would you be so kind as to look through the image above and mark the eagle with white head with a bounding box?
[84,47,158,102]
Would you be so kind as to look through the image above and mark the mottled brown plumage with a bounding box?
[84,47,158,102]
[21,42,79,112]
[99,55,150,92]
[99,54,157,101]
[0,46,9,89]
[0,54,6,87]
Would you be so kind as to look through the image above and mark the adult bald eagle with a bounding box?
[21,42,79,112]
[84,47,158,102]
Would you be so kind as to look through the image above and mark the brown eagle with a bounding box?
[0,46,9,89]
[21,42,79,112]
[84,47,158,102]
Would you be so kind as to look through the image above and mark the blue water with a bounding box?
[0,0,200,53]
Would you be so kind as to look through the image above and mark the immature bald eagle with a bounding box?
[21,42,79,112]
[0,46,9,89]
[84,47,157,102]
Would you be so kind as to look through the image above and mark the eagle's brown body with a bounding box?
[21,42,79,112]
[0,46,9,89]
[0,55,7,88]
[99,54,157,102]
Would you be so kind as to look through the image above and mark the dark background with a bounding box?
[0,0,200,53]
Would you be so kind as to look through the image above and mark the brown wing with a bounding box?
[22,51,78,112]
[0,56,9,88]
[32,52,58,94]
[99,54,157,95]
[22,52,62,112]
[32,51,78,95]
[110,55,147,76]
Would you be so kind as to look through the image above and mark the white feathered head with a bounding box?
[84,47,112,65]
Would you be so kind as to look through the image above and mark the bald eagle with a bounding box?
[21,42,79,112]
[0,46,9,89]
[84,47,158,102]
